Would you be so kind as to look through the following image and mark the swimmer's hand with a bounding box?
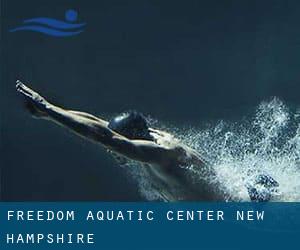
[16,80,49,118]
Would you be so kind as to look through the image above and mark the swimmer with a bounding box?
[246,174,280,202]
[16,80,278,201]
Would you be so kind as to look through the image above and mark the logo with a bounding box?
[9,9,85,37]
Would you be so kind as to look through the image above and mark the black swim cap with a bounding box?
[108,111,153,141]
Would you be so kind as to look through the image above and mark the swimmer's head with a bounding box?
[108,111,153,141]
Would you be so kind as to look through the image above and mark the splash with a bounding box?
[124,98,300,201]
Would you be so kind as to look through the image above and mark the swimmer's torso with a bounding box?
[145,161,225,201]
[144,129,225,201]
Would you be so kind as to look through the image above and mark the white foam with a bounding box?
[124,98,300,201]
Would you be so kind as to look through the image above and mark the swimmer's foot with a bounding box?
[16,80,49,118]
[246,174,279,202]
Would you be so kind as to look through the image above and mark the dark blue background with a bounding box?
[1,202,299,250]
[2,0,300,200]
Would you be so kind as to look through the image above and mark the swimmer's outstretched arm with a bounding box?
[16,81,176,165]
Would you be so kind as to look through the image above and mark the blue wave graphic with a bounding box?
[10,25,84,37]
[23,18,85,29]
[9,9,85,37]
